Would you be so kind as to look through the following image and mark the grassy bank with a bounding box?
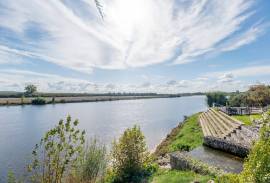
[151,170,213,183]
[154,113,203,156]
[152,113,215,182]
[232,114,261,125]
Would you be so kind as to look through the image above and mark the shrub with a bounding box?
[7,170,16,183]
[217,173,239,183]
[27,115,85,183]
[60,99,66,103]
[31,97,46,105]
[71,138,107,183]
[111,125,153,183]
[218,110,270,183]
[239,113,270,183]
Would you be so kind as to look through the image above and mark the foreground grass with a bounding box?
[232,114,261,125]
[151,170,213,183]
[154,113,203,156]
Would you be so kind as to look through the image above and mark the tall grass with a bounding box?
[69,139,107,183]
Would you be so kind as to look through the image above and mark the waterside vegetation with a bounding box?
[206,84,270,107]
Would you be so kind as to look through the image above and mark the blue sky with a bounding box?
[0,0,270,93]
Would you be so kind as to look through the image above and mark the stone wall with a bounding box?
[170,151,224,176]
[203,136,249,158]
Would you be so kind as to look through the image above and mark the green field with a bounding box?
[232,114,262,125]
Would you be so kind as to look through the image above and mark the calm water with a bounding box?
[0,96,206,180]
[188,146,243,173]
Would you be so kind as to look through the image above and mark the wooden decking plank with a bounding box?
[210,108,239,129]
[202,112,220,138]
[208,109,233,136]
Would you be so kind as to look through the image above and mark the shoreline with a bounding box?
[153,113,203,157]
[0,95,184,106]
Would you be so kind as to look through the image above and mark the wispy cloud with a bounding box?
[0,0,265,72]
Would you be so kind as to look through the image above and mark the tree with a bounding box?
[228,93,248,107]
[206,92,227,107]
[24,84,37,96]
[247,85,270,107]
[27,115,85,183]
[111,125,152,183]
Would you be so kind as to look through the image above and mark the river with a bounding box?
[0,96,207,180]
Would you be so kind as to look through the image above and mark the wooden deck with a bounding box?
[199,108,242,139]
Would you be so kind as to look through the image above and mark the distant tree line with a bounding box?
[206,85,270,107]
[0,84,204,98]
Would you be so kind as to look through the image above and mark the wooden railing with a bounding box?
[217,107,263,115]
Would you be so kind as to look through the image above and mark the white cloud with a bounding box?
[218,73,234,83]
[0,0,264,72]
[1,68,268,93]
[205,65,270,78]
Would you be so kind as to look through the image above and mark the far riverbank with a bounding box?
[0,95,182,106]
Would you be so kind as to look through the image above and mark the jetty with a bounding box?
[199,108,259,157]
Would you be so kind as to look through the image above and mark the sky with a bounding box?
[0,0,270,93]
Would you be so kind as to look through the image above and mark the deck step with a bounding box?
[210,108,241,128]
[199,108,243,139]
[202,112,220,138]
[208,109,232,132]
[205,112,226,138]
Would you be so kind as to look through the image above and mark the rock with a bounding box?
[157,154,170,166]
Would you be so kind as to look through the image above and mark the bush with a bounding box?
[7,170,16,183]
[27,115,85,183]
[60,99,66,103]
[110,125,153,183]
[31,97,46,105]
[239,113,270,183]
[218,110,270,183]
[71,138,107,183]
[217,173,239,183]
